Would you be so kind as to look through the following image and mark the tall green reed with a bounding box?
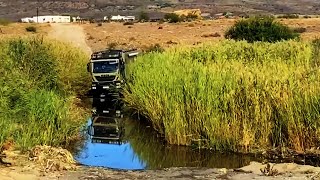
[124,40,320,152]
[0,37,89,150]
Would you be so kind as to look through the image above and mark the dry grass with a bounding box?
[82,18,320,51]
[29,145,77,172]
[278,18,320,40]
[0,23,50,38]
[82,20,234,51]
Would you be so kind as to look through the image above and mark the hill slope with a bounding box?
[1,0,320,20]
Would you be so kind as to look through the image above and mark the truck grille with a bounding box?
[95,76,116,82]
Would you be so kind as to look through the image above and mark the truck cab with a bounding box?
[87,49,138,95]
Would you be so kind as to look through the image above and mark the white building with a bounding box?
[21,17,34,23]
[104,15,135,21]
[21,15,71,23]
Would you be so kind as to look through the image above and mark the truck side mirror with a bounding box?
[87,125,93,136]
[87,63,90,72]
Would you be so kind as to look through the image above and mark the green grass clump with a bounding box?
[0,18,11,26]
[25,26,37,33]
[225,17,299,43]
[124,40,320,152]
[0,37,90,151]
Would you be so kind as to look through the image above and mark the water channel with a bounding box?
[74,97,262,170]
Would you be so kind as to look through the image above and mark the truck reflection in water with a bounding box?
[75,97,261,170]
[88,115,125,145]
[75,97,147,170]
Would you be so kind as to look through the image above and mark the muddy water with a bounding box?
[74,98,261,170]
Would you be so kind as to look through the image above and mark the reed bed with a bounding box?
[0,37,89,151]
[124,40,320,152]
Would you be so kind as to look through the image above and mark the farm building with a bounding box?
[21,15,71,23]
[104,15,135,21]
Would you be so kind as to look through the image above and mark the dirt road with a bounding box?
[49,23,92,56]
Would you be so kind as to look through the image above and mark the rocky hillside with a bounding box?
[1,0,320,20]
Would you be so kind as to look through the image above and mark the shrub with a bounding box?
[123,21,134,26]
[25,26,37,33]
[201,32,221,38]
[97,23,102,27]
[187,23,195,27]
[145,43,164,53]
[186,13,199,21]
[225,17,299,43]
[139,11,150,22]
[107,42,118,49]
[89,18,95,23]
[293,27,307,33]
[164,13,181,23]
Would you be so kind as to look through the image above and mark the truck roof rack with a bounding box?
[91,50,122,60]
[91,49,139,60]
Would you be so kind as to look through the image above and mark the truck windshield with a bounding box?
[93,61,118,73]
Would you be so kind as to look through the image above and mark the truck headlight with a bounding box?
[92,87,96,90]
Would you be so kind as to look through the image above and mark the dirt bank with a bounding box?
[2,159,320,180]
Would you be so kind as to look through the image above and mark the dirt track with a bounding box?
[49,23,92,55]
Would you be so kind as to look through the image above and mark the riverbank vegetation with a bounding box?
[0,37,90,151]
[124,40,320,153]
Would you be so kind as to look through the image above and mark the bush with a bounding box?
[293,27,307,33]
[186,13,199,21]
[139,11,150,22]
[25,26,37,33]
[225,17,299,43]
[107,42,118,49]
[145,43,164,53]
[123,21,134,26]
[164,13,181,23]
